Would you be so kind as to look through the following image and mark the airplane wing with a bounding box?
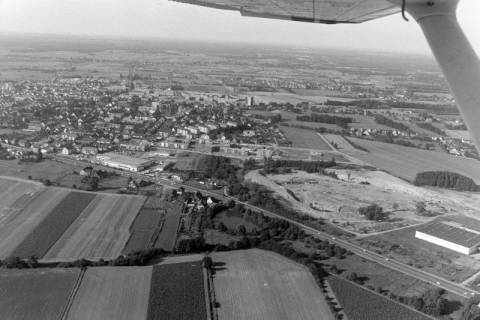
[171,0,400,24]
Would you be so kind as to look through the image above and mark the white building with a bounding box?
[415,220,480,255]
[97,153,154,172]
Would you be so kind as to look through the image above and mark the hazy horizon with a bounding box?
[0,0,479,55]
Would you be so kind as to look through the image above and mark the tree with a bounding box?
[237,225,247,236]
[345,271,358,282]
[416,201,426,214]
[203,256,213,270]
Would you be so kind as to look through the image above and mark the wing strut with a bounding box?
[406,0,480,151]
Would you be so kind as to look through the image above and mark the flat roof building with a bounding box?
[415,219,480,255]
[97,153,154,172]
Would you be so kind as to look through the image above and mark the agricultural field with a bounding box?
[66,267,152,320]
[122,207,164,254]
[323,134,366,154]
[357,218,480,282]
[328,275,432,320]
[152,200,183,251]
[345,137,480,183]
[0,177,43,222]
[44,193,145,260]
[0,159,129,193]
[211,249,334,320]
[0,268,80,320]
[147,261,207,320]
[280,125,332,150]
[10,191,95,259]
[0,185,70,258]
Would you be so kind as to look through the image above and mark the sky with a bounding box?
[0,0,479,55]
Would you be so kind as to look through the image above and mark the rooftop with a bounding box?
[98,152,153,167]
[417,219,480,248]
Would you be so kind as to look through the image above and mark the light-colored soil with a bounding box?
[246,168,480,234]
[0,183,70,258]
[44,194,145,260]
[212,249,335,320]
[66,267,152,320]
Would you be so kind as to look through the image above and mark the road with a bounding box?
[5,148,479,297]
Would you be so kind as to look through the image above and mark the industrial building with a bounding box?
[97,153,154,172]
[415,220,480,255]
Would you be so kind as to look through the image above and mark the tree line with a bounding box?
[296,113,354,129]
[414,171,479,192]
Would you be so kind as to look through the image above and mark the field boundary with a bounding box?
[60,268,86,320]
[203,264,214,320]
[328,274,436,320]
[148,209,166,248]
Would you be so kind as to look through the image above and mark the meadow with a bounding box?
[280,125,332,150]
[346,137,480,183]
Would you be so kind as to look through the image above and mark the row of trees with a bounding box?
[263,159,337,174]
[374,114,412,133]
[416,122,446,136]
[414,171,479,191]
[296,113,354,129]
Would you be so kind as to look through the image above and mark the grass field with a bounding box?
[280,126,332,150]
[0,268,80,320]
[147,261,207,320]
[346,137,480,183]
[11,191,96,258]
[122,207,164,254]
[44,194,145,260]
[324,255,431,297]
[212,249,334,320]
[328,275,432,320]
[66,267,152,320]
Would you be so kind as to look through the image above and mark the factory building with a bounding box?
[415,220,480,255]
[97,153,154,172]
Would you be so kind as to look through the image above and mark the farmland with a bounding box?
[152,200,183,251]
[328,275,432,320]
[66,267,152,320]
[345,137,480,183]
[280,125,332,150]
[147,261,207,320]
[11,191,96,258]
[0,268,80,320]
[0,186,70,258]
[211,249,334,320]
[122,207,164,254]
[44,194,145,260]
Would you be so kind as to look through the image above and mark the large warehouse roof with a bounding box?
[99,153,152,167]
[417,220,480,248]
